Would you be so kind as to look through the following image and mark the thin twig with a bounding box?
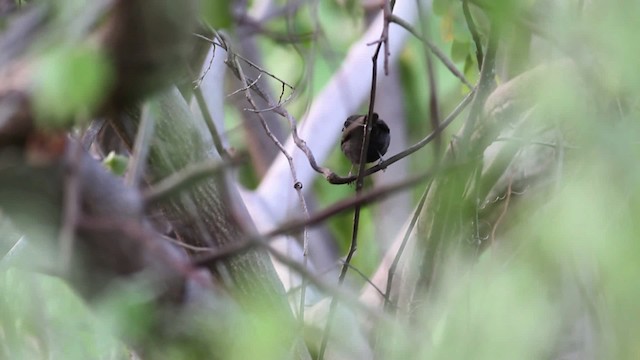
[230,48,312,326]
[319,2,390,354]
[143,158,238,205]
[493,136,579,150]
[372,183,430,357]
[211,31,334,180]
[196,33,292,112]
[125,104,154,187]
[340,261,388,301]
[226,73,262,97]
[384,184,429,311]
[162,235,215,253]
[460,23,499,151]
[462,0,484,71]
[389,14,473,89]
[196,32,295,91]
[417,0,442,151]
[258,237,387,325]
[192,168,435,266]
[193,42,217,89]
[193,86,231,160]
[237,18,315,44]
[490,178,512,245]
[81,118,106,151]
[380,0,392,75]
[0,236,27,271]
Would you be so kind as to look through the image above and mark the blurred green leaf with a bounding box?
[95,282,155,345]
[451,39,471,63]
[423,262,558,360]
[33,45,113,128]
[463,55,479,85]
[102,151,129,177]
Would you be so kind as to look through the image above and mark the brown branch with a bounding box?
[193,168,435,266]
[209,32,334,179]
[230,48,312,324]
[318,1,390,353]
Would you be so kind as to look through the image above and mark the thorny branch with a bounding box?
[200,32,335,180]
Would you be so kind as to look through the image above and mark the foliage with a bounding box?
[2,0,640,359]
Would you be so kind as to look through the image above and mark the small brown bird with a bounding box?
[341,112,390,167]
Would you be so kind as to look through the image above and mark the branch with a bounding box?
[462,0,484,70]
[143,158,239,205]
[193,168,435,266]
[460,23,499,150]
[388,14,473,89]
[229,45,312,324]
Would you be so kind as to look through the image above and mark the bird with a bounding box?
[340,112,390,168]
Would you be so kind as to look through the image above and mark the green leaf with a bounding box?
[451,39,471,63]
[102,151,129,177]
[33,45,113,128]
[463,55,479,85]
